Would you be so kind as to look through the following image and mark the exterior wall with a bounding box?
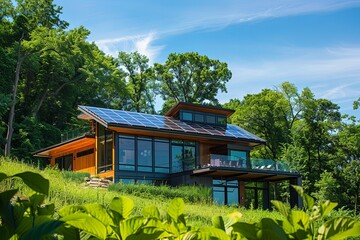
[50,144,96,175]
[199,142,217,166]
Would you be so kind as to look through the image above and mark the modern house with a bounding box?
[33,102,302,209]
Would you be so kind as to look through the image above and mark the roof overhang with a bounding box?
[165,102,235,117]
[192,167,300,182]
[33,134,95,158]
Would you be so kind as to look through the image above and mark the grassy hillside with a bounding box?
[0,157,282,226]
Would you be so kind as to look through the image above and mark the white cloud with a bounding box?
[159,0,360,37]
[95,33,164,63]
[217,46,360,115]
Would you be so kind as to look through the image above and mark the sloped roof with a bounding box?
[78,106,266,145]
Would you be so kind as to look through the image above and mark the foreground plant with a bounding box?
[1,170,359,239]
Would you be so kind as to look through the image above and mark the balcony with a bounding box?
[60,127,94,142]
[207,154,292,173]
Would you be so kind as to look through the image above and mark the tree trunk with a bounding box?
[4,44,25,156]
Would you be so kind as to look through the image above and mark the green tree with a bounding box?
[117,51,155,113]
[3,0,68,156]
[155,52,231,112]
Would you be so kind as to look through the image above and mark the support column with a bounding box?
[239,181,246,207]
[262,182,270,210]
[290,177,303,209]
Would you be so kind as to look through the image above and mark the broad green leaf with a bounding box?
[0,172,8,182]
[110,196,134,219]
[319,200,338,217]
[119,216,145,239]
[256,218,288,240]
[13,172,49,195]
[0,189,18,230]
[292,185,314,210]
[61,212,107,239]
[231,222,258,239]
[225,211,243,228]
[37,203,55,216]
[16,215,55,237]
[143,205,160,219]
[21,220,63,240]
[127,226,167,240]
[167,198,185,222]
[83,203,113,226]
[271,200,289,218]
[183,227,229,240]
[212,216,225,231]
[58,205,85,217]
[29,193,46,210]
[289,210,310,230]
[318,217,360,240]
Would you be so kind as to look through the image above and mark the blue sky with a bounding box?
[55,0,360,118]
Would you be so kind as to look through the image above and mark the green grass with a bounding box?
[0,157,283,226]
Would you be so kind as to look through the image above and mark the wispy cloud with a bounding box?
[159,0,360,37]
[95,33,165,63]
[218,46,360,115]
[93,0,360,61]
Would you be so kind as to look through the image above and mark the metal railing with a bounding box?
[60,127,90,142]
[206,154,292,173]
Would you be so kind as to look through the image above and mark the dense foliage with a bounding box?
[1,168,359,239]
[0,0,359,214]
[223,82,360,214]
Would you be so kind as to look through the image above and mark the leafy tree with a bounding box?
[3,0,68,156]
[224,89,290,159]
[116,51,155,113]
[155,52,231,112]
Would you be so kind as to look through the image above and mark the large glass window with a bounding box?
[137,138,152,172]
[183,146,195,171]
[213,180,239,206]
[97,124,113,173]
[119,136,135,171]
[171,140,196,173]
[171,145,183,173]
[155,140,169,173]
[55,154,73,171]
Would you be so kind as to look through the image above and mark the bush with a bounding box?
[108,182,212,203]
[62,170,90,183]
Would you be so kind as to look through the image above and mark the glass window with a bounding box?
[206,114,216,124]
[183,146,195,171]
[194,113,204,123]
[138,139,152,172]
[171,145,183,173]
[182,111,193,121]
[155,141,169,173]
[213,186,225,205]
[227,187,239,205]
[97,124,113,173]
[217,115,226,125]
[119,137,135,171]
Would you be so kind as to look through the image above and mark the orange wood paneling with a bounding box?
[98,170,114,179]
[74,153,96,175]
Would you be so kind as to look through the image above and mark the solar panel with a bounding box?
[79,106,265,143]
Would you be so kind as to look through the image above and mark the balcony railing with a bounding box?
[60,127,91,142]
[207,154,292,173]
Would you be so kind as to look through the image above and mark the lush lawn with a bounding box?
[0,157,282,226]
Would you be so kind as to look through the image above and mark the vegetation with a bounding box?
[0,0,359,215]
[1,159,359,239]
[224,82,360,213]
[0,157,280,227]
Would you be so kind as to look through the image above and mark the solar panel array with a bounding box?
[79,106,265,143]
